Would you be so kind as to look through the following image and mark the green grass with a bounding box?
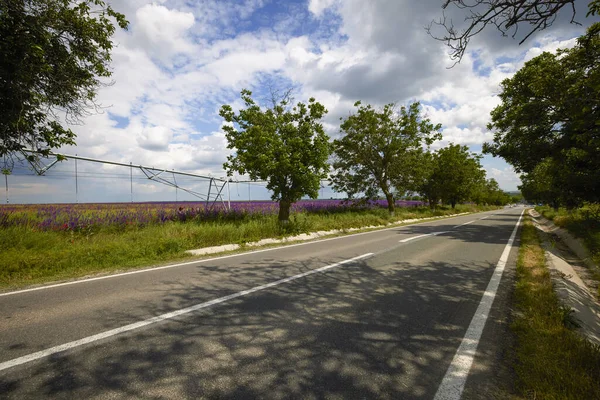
[536,205,600,265]
[536,205,600,297]
[0,204,497,290]
[511,217,600,399]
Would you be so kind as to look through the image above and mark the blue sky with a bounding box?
[6,0,597,204]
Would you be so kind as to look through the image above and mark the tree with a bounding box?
[220,89,331,222]
[0,0,128,169]
[414,150,443,209]
[484,22,600,206]
[518,158,563,208]
[426,144,486,209]
[473,178,511,206]
[330,102,442,215]
[429,0,600,63]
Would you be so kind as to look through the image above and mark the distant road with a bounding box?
[0,208,523,399]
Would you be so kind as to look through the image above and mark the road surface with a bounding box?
[0,208,523,399]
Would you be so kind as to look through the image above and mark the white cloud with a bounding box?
[134,4,196,60]
[12,0,595,202]
[137,126,173,152]
[308,0,339,17]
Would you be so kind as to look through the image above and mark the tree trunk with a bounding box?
[385,192,395,216]
[428,197,436,210]
[278,199,291,223]
[451,200,456,209]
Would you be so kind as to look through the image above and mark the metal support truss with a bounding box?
[21,149,231,209]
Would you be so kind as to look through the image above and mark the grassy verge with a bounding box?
[536,205,600,266]
[511,217,600,399]
[0,204,495,290]
[536,205,600,297]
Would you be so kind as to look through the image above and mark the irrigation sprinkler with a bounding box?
[21,150,232,210]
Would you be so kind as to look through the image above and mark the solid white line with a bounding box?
[432,231,450,236]
[0,212,483,298]
[480,216,489,220]
[0,253,373,372]
[433,210,523,400]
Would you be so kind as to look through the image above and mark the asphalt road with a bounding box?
[0,208,523,399]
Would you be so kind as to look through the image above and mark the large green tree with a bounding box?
[0,0,128,169]
[424,144,486,209]
[430,0,600,63]
[518,158,563,208]
[331,101,441,215]
[484,22,600,206]
[220,89,331,222]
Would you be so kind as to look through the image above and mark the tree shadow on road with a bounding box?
[0,253,501,399]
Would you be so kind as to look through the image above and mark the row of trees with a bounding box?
[221,92,511,222]
[484,22,600,209]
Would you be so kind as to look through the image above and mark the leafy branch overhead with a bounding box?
[0,0,129,167]
[429,0,600,63]
[220,89,331,222]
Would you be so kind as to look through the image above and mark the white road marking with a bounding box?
[399,231,450,243]
[453,220,476,229]
[0,253,373,372]
[399,234,432,243]
[480,216,489,220]
[0,212,484,298]
[433,210,524,400]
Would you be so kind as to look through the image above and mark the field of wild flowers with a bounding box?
[0,199,423,231]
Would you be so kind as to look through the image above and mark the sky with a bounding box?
[5,0,598,204]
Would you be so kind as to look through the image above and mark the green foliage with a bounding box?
[519,159,565,208]
[0,0,128,165]
[220,90,331,222]
[331,101,442,214]
[472,178,512,206]
[537,205,600,279]
[485,23,600,207]
[419,144,485,208]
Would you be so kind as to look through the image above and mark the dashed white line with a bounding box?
[399,231,450,243]
[399,234,432,243]
[0,253,373,372]
[480,216,489,220]
[433,210,524,400]
[453,220,476,229]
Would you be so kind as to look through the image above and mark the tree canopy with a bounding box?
[429,0,600,63]
[330,101,442,215]
[0,0,128,169]
[484,22,600,207]
[220,89,331,222]
[418,144,485,209]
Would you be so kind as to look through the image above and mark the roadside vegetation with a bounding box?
[0,203,497,290]
[536,205,600,267]
[511,217,600,399]
[536,205,600,298]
